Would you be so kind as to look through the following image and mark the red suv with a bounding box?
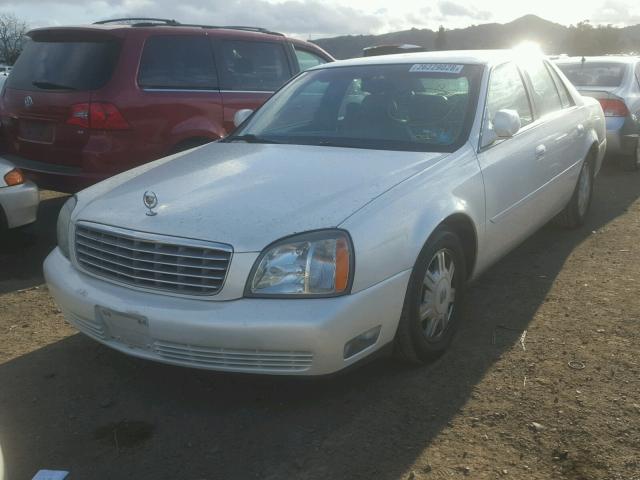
[0,18,333,192]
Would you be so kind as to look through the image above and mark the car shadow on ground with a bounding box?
[0,163,638,479]
[0,191,67,294]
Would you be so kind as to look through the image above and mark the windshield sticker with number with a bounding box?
[409,64,464,74]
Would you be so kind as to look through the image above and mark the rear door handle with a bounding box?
[535,144,547,158]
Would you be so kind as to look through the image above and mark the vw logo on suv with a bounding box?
[24,96,33,108]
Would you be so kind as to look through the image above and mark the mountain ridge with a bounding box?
[312,15,640,59]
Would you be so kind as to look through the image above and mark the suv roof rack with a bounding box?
[93,18,284,36]
[94,18,180,26]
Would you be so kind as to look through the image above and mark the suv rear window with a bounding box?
[218,40,290,92]
[8,37,120,91]
[557,62,628,87]
[138,35,218,90]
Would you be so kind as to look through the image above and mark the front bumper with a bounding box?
[0,179,38,229]
[44,248,410,376]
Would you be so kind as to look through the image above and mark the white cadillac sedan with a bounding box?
[44,50,606,375]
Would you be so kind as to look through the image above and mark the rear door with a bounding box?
[212,39,293,133]
[134,33,223,152]
[0,29,121,167]
[520,59,584,215]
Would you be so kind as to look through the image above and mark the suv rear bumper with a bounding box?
[1,153,108,193]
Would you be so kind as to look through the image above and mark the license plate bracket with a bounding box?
[96,306,151,350]
[18,119,54,143]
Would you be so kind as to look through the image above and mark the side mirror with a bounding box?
[493,109,521,138]
[233,109,253,128]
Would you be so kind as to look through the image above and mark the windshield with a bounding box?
[228,63,483,152]
[556,62,628,88]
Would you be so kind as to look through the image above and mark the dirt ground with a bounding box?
[0,163,639,480]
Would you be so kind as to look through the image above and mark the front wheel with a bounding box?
[554,158,593,228]
[394,228,467,363]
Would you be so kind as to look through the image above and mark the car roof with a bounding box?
[555,55,639,65]
[315,49,532,70]
[28,23,289,42]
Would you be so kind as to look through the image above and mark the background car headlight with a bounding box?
[247,230,353,297]
[56,195,77,259]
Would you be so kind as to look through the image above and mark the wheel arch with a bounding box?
[434,213,478,280]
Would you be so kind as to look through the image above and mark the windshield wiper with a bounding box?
[32,80,77,91]
[227,134,280,144]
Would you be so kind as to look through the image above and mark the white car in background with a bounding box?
[0,157,39,230]
[555,56,640,170]
[45,50,605,375]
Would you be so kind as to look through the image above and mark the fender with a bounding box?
[341,145,486,293]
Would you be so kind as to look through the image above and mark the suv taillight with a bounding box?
[67,102,129,130]
[598,98,629,117]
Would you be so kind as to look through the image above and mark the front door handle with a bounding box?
[535,144,547,158]
[577,124,585,136]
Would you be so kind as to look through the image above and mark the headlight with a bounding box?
[246,230,353,297]
[56,195,77,259]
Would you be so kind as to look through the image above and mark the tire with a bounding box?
[619,138,640,172]
[554,157,594,228]
[394,227,467,363]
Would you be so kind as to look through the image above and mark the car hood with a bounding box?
[77,142,445,252]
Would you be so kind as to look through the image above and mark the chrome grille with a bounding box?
[75,223,232,295]
[154,341,313,372]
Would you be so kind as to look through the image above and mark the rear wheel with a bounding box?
[620,138,640,172]
[554,157,593,228]
[394,227,466,363]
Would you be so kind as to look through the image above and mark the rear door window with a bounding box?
[547,66,574,108]
[217,40,291,91]
[522,60,563,117]
[294,47,327,71]
[138,35,218,90]
[7,37,120,91]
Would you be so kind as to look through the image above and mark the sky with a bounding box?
[2,0,640,38]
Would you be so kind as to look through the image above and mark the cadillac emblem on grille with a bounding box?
[143,191,158,216]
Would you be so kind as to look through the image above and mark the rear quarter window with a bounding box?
[294,47,327,71]
[138,35,218,90]
[217,40,291,91]
[7,37,120,91]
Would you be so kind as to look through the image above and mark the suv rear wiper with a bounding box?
[32,81,77,91]
[226,134,280,144]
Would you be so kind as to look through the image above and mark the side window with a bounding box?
[522,60,563,116]
[547,65,574,108]
[294,47,327,71]
[218,40,291,91]
[138,36,217,90]
[486,62,533,128]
